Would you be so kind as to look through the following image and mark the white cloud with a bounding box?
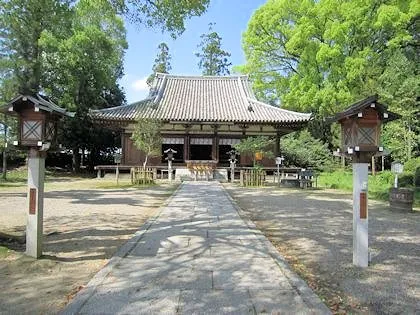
[131,77,149,91]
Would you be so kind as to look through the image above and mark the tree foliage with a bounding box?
[195,23,232,76]
[147,42,172,86]
[131,118,162,167]
[234,136,274,166]
[111,0,210,37]
[39,0,127,171]
[0,0,72,95]
[281,130,333,170]
[239,0,418,114]
[239,0,419,155]
[377,50,419,162]
[0,0,212,172]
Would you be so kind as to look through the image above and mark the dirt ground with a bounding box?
[224,184,419,314]
[0,179,177,315]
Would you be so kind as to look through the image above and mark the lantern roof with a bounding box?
[332,95,400,123]
[1,94,74,117]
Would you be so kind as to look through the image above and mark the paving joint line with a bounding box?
[220,183,331,314]
[60,183,185,315]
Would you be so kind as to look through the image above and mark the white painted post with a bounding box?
[394,174,398,188]
[26,148,46,258]
[352,163,369,267]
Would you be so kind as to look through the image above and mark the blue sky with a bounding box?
[120,0,266,104]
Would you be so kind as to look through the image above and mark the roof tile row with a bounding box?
[91,74,311,124]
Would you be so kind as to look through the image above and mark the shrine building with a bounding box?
[90,73,311,167]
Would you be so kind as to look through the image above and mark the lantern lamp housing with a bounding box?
[164,148,177,161]
[1,94,74,149]
[331,95,400,161]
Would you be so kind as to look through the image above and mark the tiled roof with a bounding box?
[90,74,311,125]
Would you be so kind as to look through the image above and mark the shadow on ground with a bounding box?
[0,184,176,314]
[225,185,419,314]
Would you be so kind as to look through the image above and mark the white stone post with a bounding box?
[168,160,172,182]
[116,164,119,185]
[352,163,369,267]
[26,148,46,258]
[230,161,235,183]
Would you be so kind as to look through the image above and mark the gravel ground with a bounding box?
[0,180,177,315]
[224,184,419,314]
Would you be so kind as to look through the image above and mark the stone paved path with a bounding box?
[62,182,330,314]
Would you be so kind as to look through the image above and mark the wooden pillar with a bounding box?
[371,156,376,176]
[184,135,189,162]
[275,131,280,156]
[212,137,218,161]
[121,132,125,164]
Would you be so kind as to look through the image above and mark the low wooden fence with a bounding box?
[130,167,156,185]
[240,169,266,187]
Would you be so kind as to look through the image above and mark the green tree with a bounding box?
[0,0,72,95]
[131,118,162,167]
[195,23,232,75]
[234,136,274,166]
[147,42,172,86]
[40,0,128,171]
[378,50,419,162]
[0,57,20,180]
[238,0,418,146]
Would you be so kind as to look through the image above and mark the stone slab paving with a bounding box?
[62,182,330,315]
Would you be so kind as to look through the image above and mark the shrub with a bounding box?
[399,173,414,187]
[281,130,334,170]
[404,157,420,173]
[402,157,420,187]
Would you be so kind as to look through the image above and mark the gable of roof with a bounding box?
[91,74,311,125]
[333,95,400,123]
[1,94,74,117]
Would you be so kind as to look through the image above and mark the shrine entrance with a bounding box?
[189,138,212,161]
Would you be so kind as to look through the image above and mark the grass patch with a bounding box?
[0,167,27,186]
[94,181,157,189]
[318,170,420,207]
[0,246,11,258]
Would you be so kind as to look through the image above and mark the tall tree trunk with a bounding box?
[2,121,8,180]
[2,147,6,181]
[88,148,97,172]
[143,154,148,168]
[72,147,81,173]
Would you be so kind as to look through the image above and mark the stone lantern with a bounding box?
[1,94,74,258]
[227,149,238,183]
[332,95,400,267]
[164,148,177,182]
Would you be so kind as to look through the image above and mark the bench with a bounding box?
[274,169,317,188]
[298,170,316,189]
